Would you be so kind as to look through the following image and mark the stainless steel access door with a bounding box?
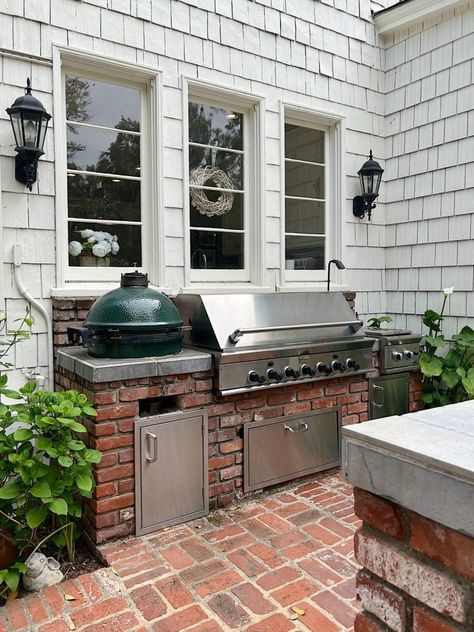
[369,373,409,419]
[244,408,340,492]
[135,410,208,536]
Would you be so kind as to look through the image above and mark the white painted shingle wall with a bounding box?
[383,2,474,337]
[0,0,392,380]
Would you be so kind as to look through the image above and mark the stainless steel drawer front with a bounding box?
[244,408,340,492]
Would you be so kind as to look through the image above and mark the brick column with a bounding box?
[353,488,474,631]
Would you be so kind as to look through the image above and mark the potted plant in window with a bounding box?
[68,229,120,267]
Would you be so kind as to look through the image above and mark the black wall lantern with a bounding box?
[352,150,384,221]
[6,78,51,191]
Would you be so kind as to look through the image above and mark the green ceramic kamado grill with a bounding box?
[83,272,184,358]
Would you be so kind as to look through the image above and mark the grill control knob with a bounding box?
[248,370,264,384]
[267,368,283,381]
[403,350,414,359]
[301,364,316,377]
[316,362,329,374]
[284,366,300,378]
[392,351,403,361]
[346,358,360,371]
[331,360,346,372]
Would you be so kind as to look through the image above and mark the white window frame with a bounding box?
[280,104,345,287]
[183,79,264,287]
[53,46,161,287]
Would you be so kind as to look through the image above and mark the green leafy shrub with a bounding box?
[366,315,393,329]
[420,290,474,408]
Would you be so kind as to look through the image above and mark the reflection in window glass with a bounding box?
[188,100,245,272]
[65,73,142,268]
[284,122,326,272]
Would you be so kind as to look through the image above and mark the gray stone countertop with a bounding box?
[57,346,213,383]
[342,401,474,536]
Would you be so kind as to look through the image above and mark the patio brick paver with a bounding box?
[0,471,361,631]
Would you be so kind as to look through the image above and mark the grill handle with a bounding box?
[229,320,363,344]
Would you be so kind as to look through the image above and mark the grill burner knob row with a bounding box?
[267,368,283,381]
[248,371,265,384]
[284,366,300,378]
[301,364,316,377]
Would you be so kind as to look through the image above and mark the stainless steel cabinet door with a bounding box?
[369,374,409,419]
[135,411,208,535]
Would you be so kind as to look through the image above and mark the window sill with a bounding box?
[276,284,352,293]
[178,285,273,295]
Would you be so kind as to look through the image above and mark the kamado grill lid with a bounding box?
[84,272,183,331]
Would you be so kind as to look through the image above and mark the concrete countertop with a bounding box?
[342,401,474,536]
[57,346,213,383]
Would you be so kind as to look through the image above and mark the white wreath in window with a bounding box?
[190,166,234,217]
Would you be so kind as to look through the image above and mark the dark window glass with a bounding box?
[285,162,325,199]
[285,124,324,163]
[67,174,141,223]
[190,231,243,270]
[285,236,325,270]
[189,102,243,150]
[285,199,325,235]
[190,192,243,230]
[68,222,142,268]
[189,147,243,190]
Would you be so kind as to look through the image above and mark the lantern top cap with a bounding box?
[6,78,51,119]
[358,149,384,176]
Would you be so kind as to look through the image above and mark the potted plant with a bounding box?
[68,229,120,267]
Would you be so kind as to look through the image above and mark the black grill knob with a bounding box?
[284,366,297,378]
[346,358,360,370]
[301,364,316,377]
[316,362,328,373]
[392,351,403,361]
[248,371,266,384]
[331,360,342,371]
[267,368,283,381]
[403,350,414,359]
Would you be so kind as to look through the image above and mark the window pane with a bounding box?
[68,174,141,222]
[67,124,140,176]
[285,162,325,198]
[65,75,140,130]
[285,124,324,163]
[285,199,325,234]
[190,231,243,270]
[189,147,243,190]
[68,222,141,267]
[189,102,243,150]
[285,236,325,270]
[190,191,243,230]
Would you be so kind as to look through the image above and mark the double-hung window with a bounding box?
[283,109,343,284]
[62,66,149,281]
[187,94,255,283]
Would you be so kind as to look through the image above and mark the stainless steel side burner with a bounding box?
[367,328,424,374]
[175,292,376,395]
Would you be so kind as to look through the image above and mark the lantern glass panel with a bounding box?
[373,171,382,195]
[24,111,43,147]
[9,112,23,147]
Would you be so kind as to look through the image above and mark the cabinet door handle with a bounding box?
[372,384,384,408]
[145,432,158,463]
[284,422,308,433]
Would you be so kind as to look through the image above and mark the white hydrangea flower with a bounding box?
[92,243,107,257]
[442,287,454,295]
[93,231,106,242]
[87,236,96,244]
[99,239,112,254]
[80,229,94,239]
[112,234,118,242]
[103,232,113,243]
[111,241,120,255]
[68,241,83,257]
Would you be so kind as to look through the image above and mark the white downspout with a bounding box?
[13,244,54,390]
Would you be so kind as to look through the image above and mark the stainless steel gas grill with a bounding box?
[175,292,375,395]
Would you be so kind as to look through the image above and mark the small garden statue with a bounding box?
[23,553,63,592]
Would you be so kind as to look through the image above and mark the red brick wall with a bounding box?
[353,487,474,632]
[56,363,370,544]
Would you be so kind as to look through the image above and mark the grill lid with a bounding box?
[85,272,183,331]
[175,292,363,352]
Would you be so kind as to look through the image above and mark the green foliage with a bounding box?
[0,310,33,371]
[366,315,393,329]
[0,383,100,600]
[420,295,474,408]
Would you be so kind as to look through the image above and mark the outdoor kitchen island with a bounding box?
[55,292,424,544]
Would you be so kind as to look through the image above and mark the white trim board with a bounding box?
[374,0,469,35]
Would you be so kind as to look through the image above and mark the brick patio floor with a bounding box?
[0,471,361,631]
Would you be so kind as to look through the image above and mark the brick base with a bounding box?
[353,487,474,631]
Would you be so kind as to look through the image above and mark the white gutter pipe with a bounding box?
[13,244,54,390]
